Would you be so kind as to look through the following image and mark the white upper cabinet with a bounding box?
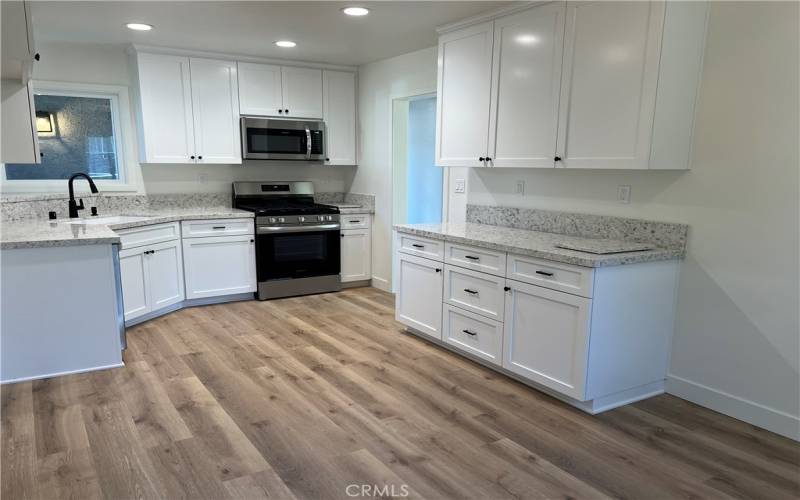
[555,1,664,169]
[133,52,241,164]
[281,66,323,119]
[238,62,283,116]
[323,70,357,165]
[135,53,196,164]
[190,58,241,164]
[238,63,323,119]
[435,21,494,168]
[489,3,565,168]
[435,0,707,170]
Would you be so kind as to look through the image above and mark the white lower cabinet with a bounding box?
[395,232,678,413]
[395,253,443,340]
[182,234,256,299]
[119,239,185,322]
[442,303,503,366]
[341,228,371,283]
[503,279,591,400]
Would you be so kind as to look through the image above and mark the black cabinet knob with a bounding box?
[554,156,562,162]
[486,157,492,162]
[435,268,441,273]
[479,157,485,162]
[285,109,289,113]
[504,286,511,292]
[278,109,283,114]
[250,239,254,243]
[190,155,195,160]
[34,53,40,61]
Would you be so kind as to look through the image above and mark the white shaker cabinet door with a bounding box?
[555,1,665,169]
[189,58,241,164]
[183,235,257,300]
[435,21,494,167]
[340,228,371,283]
[119,247,150,321]
[136,53,195,163]
[323,70,357,165]
[503,279,591,400]
[237,62,284,116]
[147,239,185,311]
[281,66,323,119]
[395,253,444,340]
[488,2,565,168]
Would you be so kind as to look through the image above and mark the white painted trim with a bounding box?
[436,1,548,34]
[1,362,125,385]
[667,374,800,441]
[370,275,390,293]
[128,44,357,72]
[1,80,143,193]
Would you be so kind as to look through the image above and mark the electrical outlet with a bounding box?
[516,180,525,196]
[454,179,466,194]
[618,185,631,204]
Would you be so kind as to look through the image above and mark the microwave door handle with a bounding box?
[305,127,312,159]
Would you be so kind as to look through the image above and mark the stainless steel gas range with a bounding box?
[233,181,341,300]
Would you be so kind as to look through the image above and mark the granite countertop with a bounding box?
[394,222,684,267]
[329,203,374,214]
[1,207,253,249]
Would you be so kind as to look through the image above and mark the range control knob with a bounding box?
[278,217,286,223]
[298,216,306,223]
[269,217,277,224]
[326,215,334,221]
[318,215,325,222]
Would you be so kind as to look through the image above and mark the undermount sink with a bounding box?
[66,215,150,225]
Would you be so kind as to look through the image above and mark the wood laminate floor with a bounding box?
[2,287,799,500]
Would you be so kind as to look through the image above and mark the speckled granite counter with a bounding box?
[1,208,253,249]
[328,203,374,214]
[394,222,684,267]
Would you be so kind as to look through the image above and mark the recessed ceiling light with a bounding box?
[126,23,153,31]
[342,7,369,16]
[274,40,297,48]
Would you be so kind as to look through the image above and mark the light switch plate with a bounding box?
[454,179,466,193]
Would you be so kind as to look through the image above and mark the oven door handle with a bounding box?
[257,223,340,234]
[305,126,312,159]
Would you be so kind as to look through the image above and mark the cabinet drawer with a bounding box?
[443,303,503,366]
[445,242,506,276]
[181,218,254,238]
[398,234,444,261]
[443,264,506,322]
[507,253,594,298]
[117,222,180,250]
[341,214,370,230]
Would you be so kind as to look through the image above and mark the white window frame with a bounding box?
[1,80,139,193]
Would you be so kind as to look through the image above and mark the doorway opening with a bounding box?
[392,93,442,226]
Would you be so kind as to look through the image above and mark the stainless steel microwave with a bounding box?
[241,117,326,161]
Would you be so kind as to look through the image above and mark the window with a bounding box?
[2,81,136,192]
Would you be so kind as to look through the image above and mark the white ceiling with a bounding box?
[30,1,509,66]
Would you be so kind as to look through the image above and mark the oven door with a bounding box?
[256,224,341,281]
[241,117,325,161]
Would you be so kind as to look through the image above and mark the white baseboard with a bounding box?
[667,374,800,441]
[1,362,125,385]
[371,275,390,292]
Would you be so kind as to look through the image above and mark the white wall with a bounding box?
[354,46,467,291]
[29,41,354,194]
[469,2,799,439]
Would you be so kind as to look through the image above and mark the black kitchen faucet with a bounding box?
[67,173,98,218]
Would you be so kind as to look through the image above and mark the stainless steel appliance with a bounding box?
[241,117,326,161]
[233,181,341,300]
